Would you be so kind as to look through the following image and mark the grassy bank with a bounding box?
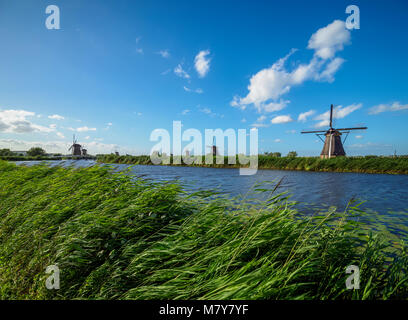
[0,160,407,299]
[97,154,408,175]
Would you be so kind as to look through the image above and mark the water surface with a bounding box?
[16,160,408,215]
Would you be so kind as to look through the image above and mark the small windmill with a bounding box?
[301,104,367,158]
[206,137,219,156]
[68,134,82,156]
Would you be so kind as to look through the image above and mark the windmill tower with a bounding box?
[301,104,367,158]
[206,137,219,156]
[68,134,82,156]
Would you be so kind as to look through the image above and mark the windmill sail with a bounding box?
[301,104,367,158]
[69,134,82,156]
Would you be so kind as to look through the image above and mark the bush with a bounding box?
[27,147,46,157]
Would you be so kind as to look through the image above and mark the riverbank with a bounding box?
[0,160,407,299]
[96,154,408,175]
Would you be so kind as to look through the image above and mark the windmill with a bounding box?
[206,137,219,156]
[68,134,82,156]
[301,104,367,158]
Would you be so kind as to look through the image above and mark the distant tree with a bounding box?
[0,149,15,156]
[27,147,46,157]
[264,152,281,157]
[287,151,298,157]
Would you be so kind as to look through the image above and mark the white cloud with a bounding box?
[314,103,362,127]
[232,20,351,113]
[317,57,345,82]
[183,86,203,94]
[271,115,293,124]
[286,129,296,134]
[298,110,316,122]
[174,64,190,79]
[368,102,408,115]
[355,135,363,139]
[200,107,212,114]
[157,49,170,58]
[307,20,351,59]
[251,123,269,128]
[241,118,247,123]
[0,109,55,133]
[252,115,268,127]
[76,126,97,132]
[56,132,65,139]
[347,142,392,150]
[107,122,113,126]
[48,114,64,120]
[198,107,223,118]
[181,109,190,115]
[136,48,143,54]
[263,99,290,113]
[257,115,267,122]
[274,138,282,143]
[194,50,211,78]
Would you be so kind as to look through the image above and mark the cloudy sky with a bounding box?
[0,0,407,155]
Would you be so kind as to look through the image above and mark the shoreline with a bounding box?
[96,159,408,175]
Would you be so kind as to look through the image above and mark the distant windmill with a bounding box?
[206,137,219,156]
[301,104,367,158]
[68,134,82,156]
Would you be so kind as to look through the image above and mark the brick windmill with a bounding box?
[206,137,219,156]
[301,104,367,158]
[68,134,82,156]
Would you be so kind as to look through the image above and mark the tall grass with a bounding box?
[0,160,407,300]
[96,154,408,175]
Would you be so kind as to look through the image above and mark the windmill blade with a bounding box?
[68,146,73,151]
[301,130,327,134]
[336,127,367,131]
[329,104,334,128]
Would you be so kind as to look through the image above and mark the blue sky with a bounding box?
[0,0,407,156]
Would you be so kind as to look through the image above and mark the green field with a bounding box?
[0,160,407,299]
[97,154,408,175]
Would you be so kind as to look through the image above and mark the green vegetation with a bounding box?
[0,160,407,300]
[27,147,46,157]
[287,151,298,157]
[97,154,408,175]
[0,149,16,156]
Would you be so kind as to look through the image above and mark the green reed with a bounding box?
[0,160,407,300]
